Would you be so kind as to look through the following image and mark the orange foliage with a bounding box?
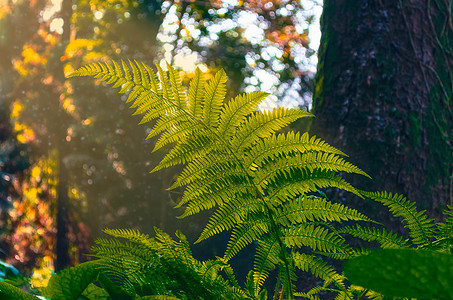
[4,159,57,277]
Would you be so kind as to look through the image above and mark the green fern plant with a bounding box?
[0,229,247,300]
[65,60,377,299]
[91,227,254,299]
[1,61,450,299]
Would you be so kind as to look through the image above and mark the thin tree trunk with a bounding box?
[311,0,453,221]
[55,0,73,271]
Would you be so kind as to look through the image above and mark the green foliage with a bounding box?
[361,191,435,246]
[92,227,248,299]
[2,61,452,299]
[68,60,373,299]
[344,249,453,299]
[0,281,40,300]
[0,260,27,284]
[340,192,453,299]
[41,260,103,300]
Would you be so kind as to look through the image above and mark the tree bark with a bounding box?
[312,0,453,221]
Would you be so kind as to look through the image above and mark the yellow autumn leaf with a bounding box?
[31,166,42,180]
[22,45,47,65]
[10,101,23,118]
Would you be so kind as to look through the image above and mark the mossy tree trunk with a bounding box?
[312,0,452,220]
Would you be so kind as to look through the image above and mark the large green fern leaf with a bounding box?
[362,191,435,246]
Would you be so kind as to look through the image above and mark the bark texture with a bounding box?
[312,0,453,220]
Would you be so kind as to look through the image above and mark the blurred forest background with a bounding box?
[0,0,451,288]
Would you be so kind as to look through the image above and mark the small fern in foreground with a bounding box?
[91,227,252,299]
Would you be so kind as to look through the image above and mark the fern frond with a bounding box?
[153,134,212,173]
[217,91,269,137]
[275,195,372,226]
[212,257,242,290]
[246,132,347,169]
[199,259,223,282]
[142,62,161,92]
[129,59,141,85]
[224,215,269,261]
[166,63,187,109]
[256,152,369,188]
[92,240,155,262]
[93,228,247,299]
[253,237,281,294]
[179,165,249,202]
[145,113,177,140]
[294,285,326,300]
[155,63,174,104]
[133,62,162,110]
[152,118,196,151]
[363,191,435,245]
[338,225,408,248]
[179,179,253,217]
[138,101,172,125]
[154,228,193,265]
[102,228,153,246]
[134,60,150,89]
[196,196,261,243]
[292,251,345,289]
[438,205,453,239]
[277,257,297,299]
[68,61,174,132]
[188,68,206,119]
[171,154,238,189]
[232,107,313,152]
[315,247,370,260]
[111,60,124,83]
[283,224,349,253]
[203,69,227,127]
[265,169,362,208]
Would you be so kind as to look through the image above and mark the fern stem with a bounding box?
[356,289,368,300]
[264,204,295,300]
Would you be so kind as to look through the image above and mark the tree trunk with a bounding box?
[311,0,453,221]
[55,0,73,271]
